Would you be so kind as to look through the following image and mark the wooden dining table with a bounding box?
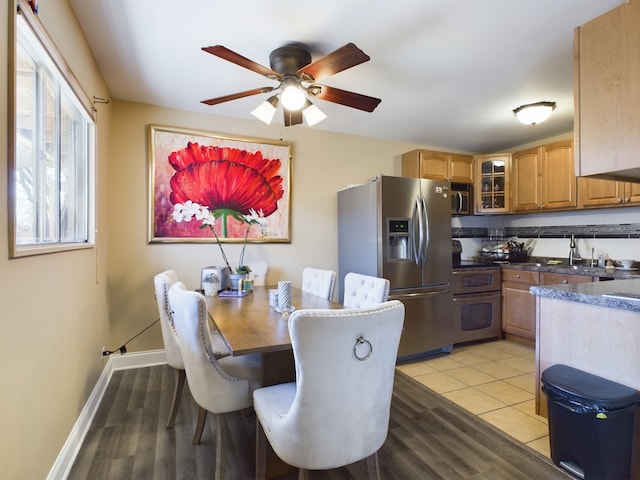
[205,285,342,479]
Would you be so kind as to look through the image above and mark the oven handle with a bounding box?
[453,292,501,300]
[390,289,451,300]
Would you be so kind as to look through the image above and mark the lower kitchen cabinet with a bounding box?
[502,269,539,341]
[502,269,593,342]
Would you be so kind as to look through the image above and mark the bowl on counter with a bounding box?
[617,259,635,269]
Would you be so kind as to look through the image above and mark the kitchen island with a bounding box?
[530,278,640,418]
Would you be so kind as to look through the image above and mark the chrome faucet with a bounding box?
[569,234,581,265]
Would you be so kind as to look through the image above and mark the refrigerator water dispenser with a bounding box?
[387,218,410,261]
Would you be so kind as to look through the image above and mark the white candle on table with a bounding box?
[278,281,291,310]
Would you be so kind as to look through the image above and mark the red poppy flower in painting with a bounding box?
[168,143,283,218]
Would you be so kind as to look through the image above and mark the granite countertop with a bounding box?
[467,256,640,279]
[501,262,640,279]
[530,278,640,313]
[463,257,640,311]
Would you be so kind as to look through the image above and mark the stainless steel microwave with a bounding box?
[451,183,472,215]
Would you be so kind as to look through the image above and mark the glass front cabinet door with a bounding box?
[475,154,511,213]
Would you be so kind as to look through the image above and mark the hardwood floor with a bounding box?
[67,363,570,479]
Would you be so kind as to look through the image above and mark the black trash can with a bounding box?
[542,364,640,479]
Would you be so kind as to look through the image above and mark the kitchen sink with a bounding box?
[551,264,610,275]
[566,263,602,270]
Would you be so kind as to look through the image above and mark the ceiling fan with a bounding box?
[201,43,382,127]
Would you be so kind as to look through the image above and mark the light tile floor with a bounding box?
[396,339,551,457]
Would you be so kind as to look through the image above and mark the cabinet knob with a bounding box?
[516,274,521,279]
[624,197,630,203]
[563,280,568,284]
[617,198,624,203]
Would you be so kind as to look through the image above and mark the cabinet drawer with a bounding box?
[502,269,540,284]
[542,273,593,285]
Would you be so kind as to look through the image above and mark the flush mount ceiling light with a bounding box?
[513,101,557,126]
[201,43,381,127]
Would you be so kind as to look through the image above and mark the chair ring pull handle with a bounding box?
[353,336,372,361]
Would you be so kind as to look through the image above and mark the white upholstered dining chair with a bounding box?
[342,272,390,308]
[253,300,405,480]
[301,267,337,300]
[154,270,230,429]
[168,281,262,480]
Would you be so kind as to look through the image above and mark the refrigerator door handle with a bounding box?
[412,196,423,266]
[421,195,429,266]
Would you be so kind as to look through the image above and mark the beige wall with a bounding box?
[108,100,422,352]
[2,2,427,476]
[5,2,636,478]
[1,1,111,478]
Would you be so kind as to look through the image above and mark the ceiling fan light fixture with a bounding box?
[302,100,327,126]
[281,78,306,111]
[202,43,380,127]
[513,101,556,126]
[251,95,279,124]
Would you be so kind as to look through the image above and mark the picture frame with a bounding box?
[148,125,292,243]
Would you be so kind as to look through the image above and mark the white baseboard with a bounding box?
[47,350,167,480]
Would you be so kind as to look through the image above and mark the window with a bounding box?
[9,5,95,257]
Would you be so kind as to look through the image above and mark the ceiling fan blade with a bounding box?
[202,45,282,80]
[201,87,276,106]
[309,85,381,112]
[283,108,303,127]
[298,43,370,81]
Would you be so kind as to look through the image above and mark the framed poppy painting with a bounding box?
[148,125,292,243]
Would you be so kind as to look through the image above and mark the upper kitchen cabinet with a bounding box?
[402,149,474,184]
[578,177,640,208]
[511,147,540,212]
[512,140,577,212]
[475,154,511,213]
[574,0,640,181]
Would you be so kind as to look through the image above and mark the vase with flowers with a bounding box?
[172,201,266,288]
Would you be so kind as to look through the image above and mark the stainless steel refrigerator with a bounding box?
[337,175,453,359]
